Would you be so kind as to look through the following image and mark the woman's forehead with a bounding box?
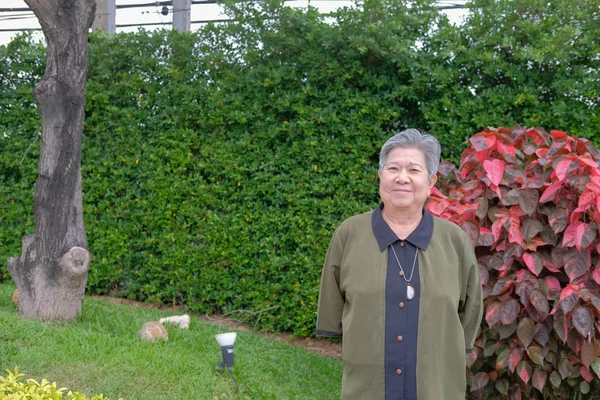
[386,147,426,163]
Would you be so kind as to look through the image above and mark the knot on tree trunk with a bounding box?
[34,77,59,98]
[59,246,90,275]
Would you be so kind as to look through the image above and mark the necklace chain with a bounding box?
[390,243,418,283]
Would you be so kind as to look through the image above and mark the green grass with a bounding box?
[0,282,342,399]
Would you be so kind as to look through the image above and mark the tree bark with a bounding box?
[7,0,96,320]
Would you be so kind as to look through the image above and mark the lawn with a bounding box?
[0,282,342,399]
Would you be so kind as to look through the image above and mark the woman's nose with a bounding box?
[395,170,409,183]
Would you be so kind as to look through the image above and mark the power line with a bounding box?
[116,17,230,28]
[0,27,37,32]
[0,14,36,21]
[0,1,468,33]
[1,1,467,12]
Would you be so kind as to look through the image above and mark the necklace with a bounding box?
[390,244,419,300]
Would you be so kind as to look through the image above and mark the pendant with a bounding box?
[407,284,415,300]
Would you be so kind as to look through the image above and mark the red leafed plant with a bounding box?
[427,126,600,399]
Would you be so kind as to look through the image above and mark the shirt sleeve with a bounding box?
[316,227,345,337]
[458,240,483,351]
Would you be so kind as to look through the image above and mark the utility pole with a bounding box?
[173,0,191,32]
[92,0,116,34]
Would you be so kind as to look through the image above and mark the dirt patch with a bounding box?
[89,295,342,358]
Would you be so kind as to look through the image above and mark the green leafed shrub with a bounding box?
[427,126,600,398]
[0,368,117,400]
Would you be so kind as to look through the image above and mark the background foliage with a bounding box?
[1,0,599,345]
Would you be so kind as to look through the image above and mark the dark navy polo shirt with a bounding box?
[372,204,434,400]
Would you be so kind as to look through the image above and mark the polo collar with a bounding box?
[372,204,434,252]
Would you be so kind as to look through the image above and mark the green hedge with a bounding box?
[1,0,598,336]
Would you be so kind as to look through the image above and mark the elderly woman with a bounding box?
[317,129,483,400]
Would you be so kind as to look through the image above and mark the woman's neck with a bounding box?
[382,207,422,240]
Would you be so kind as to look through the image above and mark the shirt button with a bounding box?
[397,335,403,341]
[396,368,402,375]
[399,302,405,308]
[399,241,405,247]
[398,270,404,277]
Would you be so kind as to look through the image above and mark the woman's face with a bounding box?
[378,147,437,215]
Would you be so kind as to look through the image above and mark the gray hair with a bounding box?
[378,129,441,180]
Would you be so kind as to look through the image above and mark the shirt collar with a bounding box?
[372,204,434,251]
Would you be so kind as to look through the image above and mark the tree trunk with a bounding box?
[7,0,96,320]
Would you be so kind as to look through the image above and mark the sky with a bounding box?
[0,0,468,46]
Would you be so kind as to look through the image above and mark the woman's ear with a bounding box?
[429,175,438,188]
[428,175,437,195]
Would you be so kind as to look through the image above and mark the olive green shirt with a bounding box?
[317,209,483,400]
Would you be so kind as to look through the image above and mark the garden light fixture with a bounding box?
[215,332,236,370]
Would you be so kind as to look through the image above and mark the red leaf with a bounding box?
[581,365,594,383]
[559,358,577,379]
[458,203,479,216]
[492,276,512,295]
[515,276,538,305]
[553,312,568,343]
[478,229,494,247]
[466,348,477,368]
[518,189,540,216]
[511,387,522,400]
[507,215,523,244]
[461,221,480,247]
[533,323,550,347]
[427,198,449,216]
[532,368,547,392]
[517,360,533,384]
[470,372,489,391]
[517,317,535,347]
[593,268,600,285]
[578,190,596,207]
[572,306,594,339]
[544,276,561,293]
[562,223,578,248]
[498,320,517,339]
[540,180,563,203]
[508,348,522,373]
[555,159,573,181]
[529,289,549,315]
[522,219,543,241]
[483,159,504,186]
[562,222,597,251]
[560,285,580,313]
[470,134,496,152]
[564,251,591,283]
[496,348,510,370]
[548,207,568,234]
[491,218,505,244]
[551,130,568,139]
[497,141,516,159]
[500,299,520,325]
[526,345,545,366]
[523,253,544,276]
[579,224,596,250]
[486,301,502,326]
[535,147,548,159]
[581,339,596,368]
